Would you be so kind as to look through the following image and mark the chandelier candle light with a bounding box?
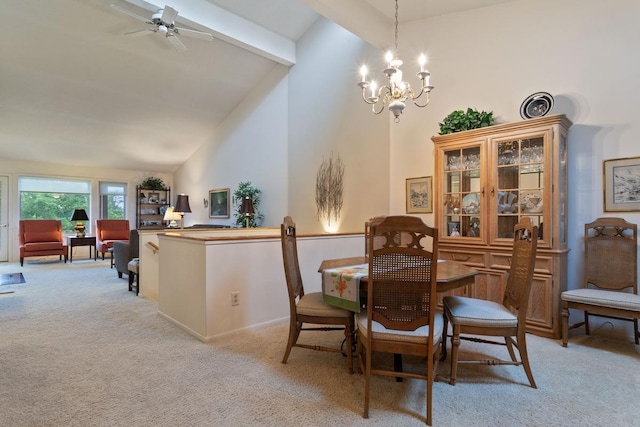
[357,0,434,122]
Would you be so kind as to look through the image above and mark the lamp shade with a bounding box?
[240,197,255,215]
[71,209,89,221]
[163,206,182,221]
[174,194,192,213]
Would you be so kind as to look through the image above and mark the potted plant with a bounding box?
[233,181,264,228]
[438,108,494,135]
[140,176,167,190]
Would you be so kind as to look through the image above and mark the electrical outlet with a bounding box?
[231,291,240,306]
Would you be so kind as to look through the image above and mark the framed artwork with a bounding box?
[209,188,230,218]
[604,157,640,212]
[148,192,159,203]
[406,176,433,214]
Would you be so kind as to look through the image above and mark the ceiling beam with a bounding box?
[121,0,296,66]
[297,0,392,50]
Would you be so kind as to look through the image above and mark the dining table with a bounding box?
[318,256,479,299]
[319,256,479,376]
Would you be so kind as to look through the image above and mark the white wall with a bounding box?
[172,65,290,228]
[175,17,391,234]
[287,18,390,233]
[0,158,172,262]
[387,0,640,334]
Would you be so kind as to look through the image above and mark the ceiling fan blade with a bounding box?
[111,3,151,24]
[125,28,157,37]
[174,27,213,41]
[161,5,179,24]
[166,33,187,52]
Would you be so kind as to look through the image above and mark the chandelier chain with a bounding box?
[394,0,399,57]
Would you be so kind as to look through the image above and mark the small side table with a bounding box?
[67,236,97,262]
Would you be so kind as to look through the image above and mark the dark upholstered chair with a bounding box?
[19,220,68,266]
[280,216,354,373]
[113,229,139,279]
[96,219,130,260]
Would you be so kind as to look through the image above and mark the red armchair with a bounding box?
[19,220,68,266]
[96,220,130,260]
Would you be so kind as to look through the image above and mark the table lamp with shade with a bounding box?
[240,196,255,228]
[71,209,89,237]
[174,194,192,229]
[163,206,181,228]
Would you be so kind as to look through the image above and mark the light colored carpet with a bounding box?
[1,260,639,426]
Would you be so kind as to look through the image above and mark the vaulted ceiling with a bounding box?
[0,0,516,172]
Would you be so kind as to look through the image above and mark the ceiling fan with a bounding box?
[111,3,214,52]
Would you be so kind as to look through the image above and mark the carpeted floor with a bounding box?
[0,260,639,426]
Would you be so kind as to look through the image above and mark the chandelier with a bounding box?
[357,0,434,122]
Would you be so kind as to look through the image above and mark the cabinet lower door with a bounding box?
[470,269,506,303]
[525,274,554,337]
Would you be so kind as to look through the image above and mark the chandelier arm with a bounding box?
[371,103,386,115]
[412,91,432,108]
[361,88,378,105]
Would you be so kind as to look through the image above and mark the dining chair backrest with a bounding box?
[503,217,538,320]
[364,215,386,256]
[584,217,637,292]
[367,215,439,332]
[281,216,304,303]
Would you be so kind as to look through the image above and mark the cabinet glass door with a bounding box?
[495,136,544,240]
[443,145,482,238]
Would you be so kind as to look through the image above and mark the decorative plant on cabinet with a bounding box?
[233,181,263,228]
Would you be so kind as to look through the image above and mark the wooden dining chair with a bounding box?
[357,215,440,425]
[280,216,355,373]
[561,217,639,346]
[442,216,538,388]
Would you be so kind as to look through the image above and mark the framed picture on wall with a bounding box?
[604,156,640,211]
[209,188,230,218]
[406,176,433,214]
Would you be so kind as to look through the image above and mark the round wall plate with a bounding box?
[520,92,554,119]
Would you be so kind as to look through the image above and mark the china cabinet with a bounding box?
[136,185,171,230]
[432,114,572,338]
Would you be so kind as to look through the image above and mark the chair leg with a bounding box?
[561,303,570,347]
[129,273,134,291]
[281,319,301,364]
[356,330,364,374]
[584,311,590,335]
[634,319,639,345]
[20,257,24,266]
[363,344,371,419]
[344,317,354,374]
[516,331,537,388]
[449,324,461,386]
[440,313,449,361]
[504,336,517,362]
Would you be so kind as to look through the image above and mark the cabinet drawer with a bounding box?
[438,250,486,268]
[490,253,553,275]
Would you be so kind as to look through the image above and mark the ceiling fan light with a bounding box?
[158,24,168,34]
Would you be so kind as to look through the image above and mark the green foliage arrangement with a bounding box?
[233,181,264,228]
[140,176,166,190]
[438,108,494,135]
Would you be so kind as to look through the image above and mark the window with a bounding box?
[19,177,91,234]
[99,182,127,220]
